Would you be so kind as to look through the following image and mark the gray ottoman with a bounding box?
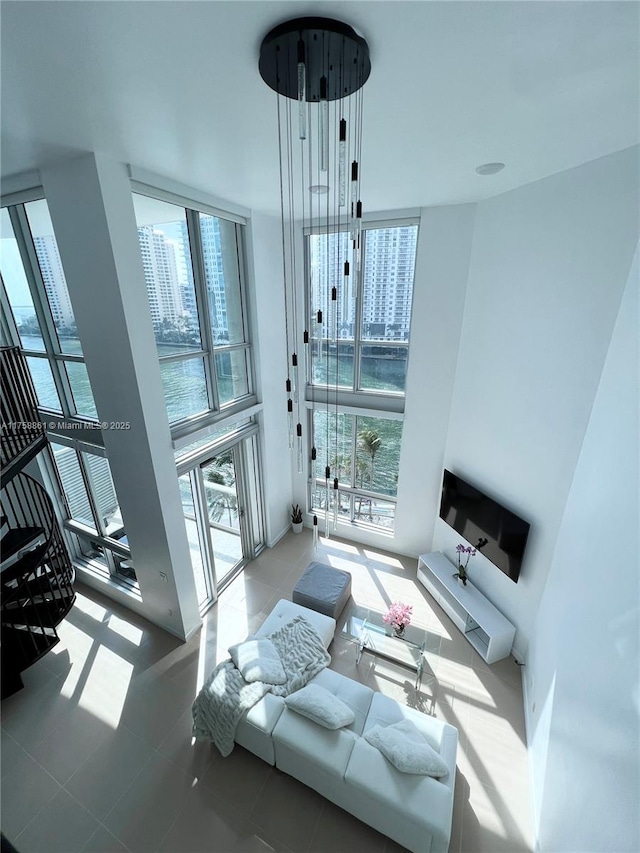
[292,562,352,620]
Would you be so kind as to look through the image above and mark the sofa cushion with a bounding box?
[234,693,286,764]
[345,736,455,844]
[228,637,286,685]
[256,598,336,649]
[309,668,374,736]
[285,683,355,729]
[364,691,445,753]
[272,707,357,778]
[364,719,449,777]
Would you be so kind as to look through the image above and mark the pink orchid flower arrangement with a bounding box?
[382,601,413,632]
[454,543,477,586]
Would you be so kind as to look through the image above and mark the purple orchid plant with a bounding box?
[453,543,477,586]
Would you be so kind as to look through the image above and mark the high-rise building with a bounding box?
[137,225,185,325]
[33,234,75,329]
[309,225,417,340]
[198,215,228,337]
[361,225,417,340]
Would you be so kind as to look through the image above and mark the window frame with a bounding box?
[131,188,256,438]
[47,435,134,584]
[1,194,136,587]
[304,215,418,533]
[307,404,402,533]
[304,216,419,410]
[1,202,99,423]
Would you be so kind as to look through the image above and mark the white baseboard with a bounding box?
[267,523,291,548]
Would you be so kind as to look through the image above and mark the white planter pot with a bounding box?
[291,521,304,534]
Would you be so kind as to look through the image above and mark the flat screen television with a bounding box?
[439,470,530,583]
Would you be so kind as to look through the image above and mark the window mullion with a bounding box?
[187,207,219,413]
[234,223,253,395]
[0,275,20,346]
[158,349,208,365]
[353,227,366,392]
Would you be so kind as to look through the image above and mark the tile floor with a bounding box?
[1,531,534,853]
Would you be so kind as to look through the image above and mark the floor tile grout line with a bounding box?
[7,759,62,847]
[62,719,159,804]
[83,823,135,853]
[94,743,158,830]
[51,784,136,853]
[305,800,328,853]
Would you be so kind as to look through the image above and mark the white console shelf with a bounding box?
[417,552,516,664]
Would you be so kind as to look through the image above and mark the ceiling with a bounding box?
[1,1,638,214]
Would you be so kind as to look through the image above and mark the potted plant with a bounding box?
[382,601,413,639]
[453,544,476,586]
[291,504,303,533]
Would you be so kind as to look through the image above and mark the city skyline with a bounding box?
[5,217,417,349]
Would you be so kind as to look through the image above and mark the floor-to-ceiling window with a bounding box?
[2,186,267,609]
[132,189,264,609]
[306,219,419,532]
[1,198,134,584]
[132,192,255,433]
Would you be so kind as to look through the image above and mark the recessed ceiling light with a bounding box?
[309,184,329,195]
[475,162,505,176]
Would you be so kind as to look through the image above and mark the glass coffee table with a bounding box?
[340,605,441,689]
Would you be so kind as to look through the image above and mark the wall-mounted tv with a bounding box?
[439,470,530,583]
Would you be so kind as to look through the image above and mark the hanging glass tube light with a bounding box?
[350,161,358,239]
[303,330,310,385]
[297,40,306,140]
[291,353,299,403]
[296,423,303,473]
[313,514,319,551]
[325,465,331,539]
[333,477,339,529]
[330,287,337,343]
[286,396,293,449]
[339,119,347,206]
[319,76,329,172]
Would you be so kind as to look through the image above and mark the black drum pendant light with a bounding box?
[259,17,371,541]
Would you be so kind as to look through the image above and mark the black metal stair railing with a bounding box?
[1,345,47,487]
[1,473,76,696]
[1,345,76,698]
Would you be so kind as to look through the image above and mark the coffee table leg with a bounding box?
[416,655,424,689]
[356,637,364,665]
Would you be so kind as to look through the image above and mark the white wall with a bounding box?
[434,147,639,658]
[394,204,475,555]
[247,212,292,545]
[526,244,639,852]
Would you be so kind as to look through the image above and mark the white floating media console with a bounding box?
[417,552,516,664]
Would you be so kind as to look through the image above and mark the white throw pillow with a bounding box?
[228,638,287,685]
[285,683,355,729]
[364,719,449,777]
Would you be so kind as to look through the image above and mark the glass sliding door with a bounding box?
[179,428,265,610]
[199,449,243,589]
[179,472,212,609]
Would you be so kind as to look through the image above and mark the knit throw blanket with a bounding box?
[192,615,331,757]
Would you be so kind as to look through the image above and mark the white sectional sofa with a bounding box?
[232,599,458,853]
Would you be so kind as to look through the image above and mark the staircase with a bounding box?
[1,346,75,699]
